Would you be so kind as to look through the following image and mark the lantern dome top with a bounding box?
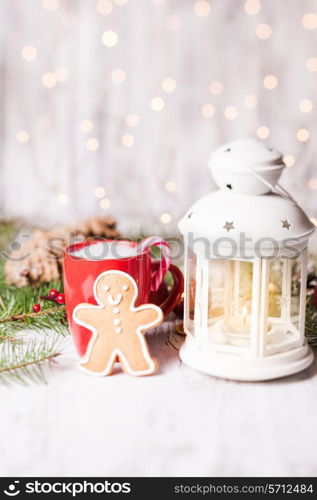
[179,139,315,255]
[208,138,285,195]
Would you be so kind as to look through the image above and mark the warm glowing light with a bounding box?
[165,15,181,31]
[97,0,113,15]
[121,134,135,147]
[209,81,223,96]
[57,193,69,205]
[283,155,295,167]
[165,180,176,192]
[306,57,317,72]
[80,120,94,133]
[201,103,215,118]
[111,68,126,83]
[150,97,165,111]
[302,13,317,30]
[162,78,176,93]
[160,213,172,224]
[100,198,111,209]
[42,0,59,11]
[86,138,99,151]
[296,129,310,142]
[256,23,272,39]
[42,72,57,88]
[193,1,211,17]
[224,106,238,120]
[21,45,37,62]
[299,99,313,113]
[16,130,30,144]
[94,187,106,198]
[55,67,69,82]
[152,0,166,5]
[244,94,257,108]
[114,0,128,4]
[244,0,261,15]
[126,114,139,127]
[257,126,270,139]
[263,75,278,90]
[308,178,317,189]
[102,30,118,47]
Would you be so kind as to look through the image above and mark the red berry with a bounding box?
[33,303,41,313]
[49,289,59,299]
[56,293,65,305]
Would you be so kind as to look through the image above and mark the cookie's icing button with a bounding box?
[113,319,121,326]
[113,307,120,314]
[108,294,123,306]
[115,327,122,334]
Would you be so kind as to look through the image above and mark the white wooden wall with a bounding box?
[1,0,317,234]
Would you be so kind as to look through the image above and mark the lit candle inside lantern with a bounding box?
[226,305,251,334]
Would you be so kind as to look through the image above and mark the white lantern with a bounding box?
[179,139,315,381]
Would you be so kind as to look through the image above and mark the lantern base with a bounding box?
[179,337,314,381]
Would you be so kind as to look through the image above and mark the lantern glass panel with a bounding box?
[268,259,283,318]
[265,256,302,352]
[207,259,254,347]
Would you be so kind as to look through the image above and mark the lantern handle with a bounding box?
[248,166,298,205]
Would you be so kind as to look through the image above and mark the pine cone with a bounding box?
[4,216,120,287]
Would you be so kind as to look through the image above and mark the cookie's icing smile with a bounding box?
[108,294,123,306]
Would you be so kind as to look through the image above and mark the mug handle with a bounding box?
[158,264,184,316]
[138,237,184,316]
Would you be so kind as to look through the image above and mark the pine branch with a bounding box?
[0,335,65,385]
[0,305,64,323]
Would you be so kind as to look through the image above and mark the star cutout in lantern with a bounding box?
[281,219,291,230]
[223,221,234,232]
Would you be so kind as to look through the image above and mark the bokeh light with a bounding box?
[42,72,57,88]
[306,57,317,71]
[126,114,139,127]
[201,104,215,118]
[21,45,37,62]
[150,97,165,111]
[16,130,30,144]
[86,138,100,151]
[302,13,317,30]
[161,78,176,93]
[121,134,135,147]
[193,1,211,17]
[244,0,261,15]
[160,213,172,224]
[263,74,278,89]
[100,198,111,209]
[256,23,272,39]
[224,106,238,120]
[257,126,270,139]
[80,120,94,133]
[165,180,176,192]
[299,99,313,113]
[94,187,106,198]
[209,81,223,95]
[102,30,118,47]
[97,0,113,16]
[296,129,310,142]
[283,155,295,167]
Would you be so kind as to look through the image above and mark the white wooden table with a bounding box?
[1,322,317,477]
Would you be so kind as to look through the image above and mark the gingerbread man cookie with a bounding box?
[73,270,163,376]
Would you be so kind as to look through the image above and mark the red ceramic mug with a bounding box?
[63,237,184,356]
